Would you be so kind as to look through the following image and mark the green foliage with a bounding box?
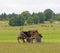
[21,11,31,20]
[18,15,25,26]
[9,15,25,26]
[54,14,60,21]
[0,9,60,26]
[49,19,54,23]
[27,17,33,25]
[32,13,39,24]
[37,12,45,23]
[44,9,55,21]
[0,13,7,20]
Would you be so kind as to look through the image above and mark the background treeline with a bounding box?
[0,9,60,26]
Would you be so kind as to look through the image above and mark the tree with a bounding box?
[18,15,25,26]
[27,16,33,25]
[32,13,39,24]
[0,13,7,20]
[9,17,17,26]
[9,13,19,26]
[9,15,25,26]
[54,14,60,21]
[21,11,31,20]
[44,9,55,21]
[21,11,33,24]
[37,12,45,23]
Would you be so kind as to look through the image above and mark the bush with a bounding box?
[9,15,25,26]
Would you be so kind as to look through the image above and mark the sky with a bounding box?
[0,0,60,14]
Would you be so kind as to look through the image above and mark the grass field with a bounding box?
[0,42,60,53]
[0,21,60,53]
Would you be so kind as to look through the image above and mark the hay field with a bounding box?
[0,21,60,53]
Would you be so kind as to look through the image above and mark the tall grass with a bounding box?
[0,42,60,53]
[0,21,60,42]
[0,21,60,53]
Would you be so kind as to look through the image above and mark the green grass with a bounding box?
[0,42,60,53]
[0,21,60,53]
[0,29,60,43]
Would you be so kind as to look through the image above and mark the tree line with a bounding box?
[0,9,60,26]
